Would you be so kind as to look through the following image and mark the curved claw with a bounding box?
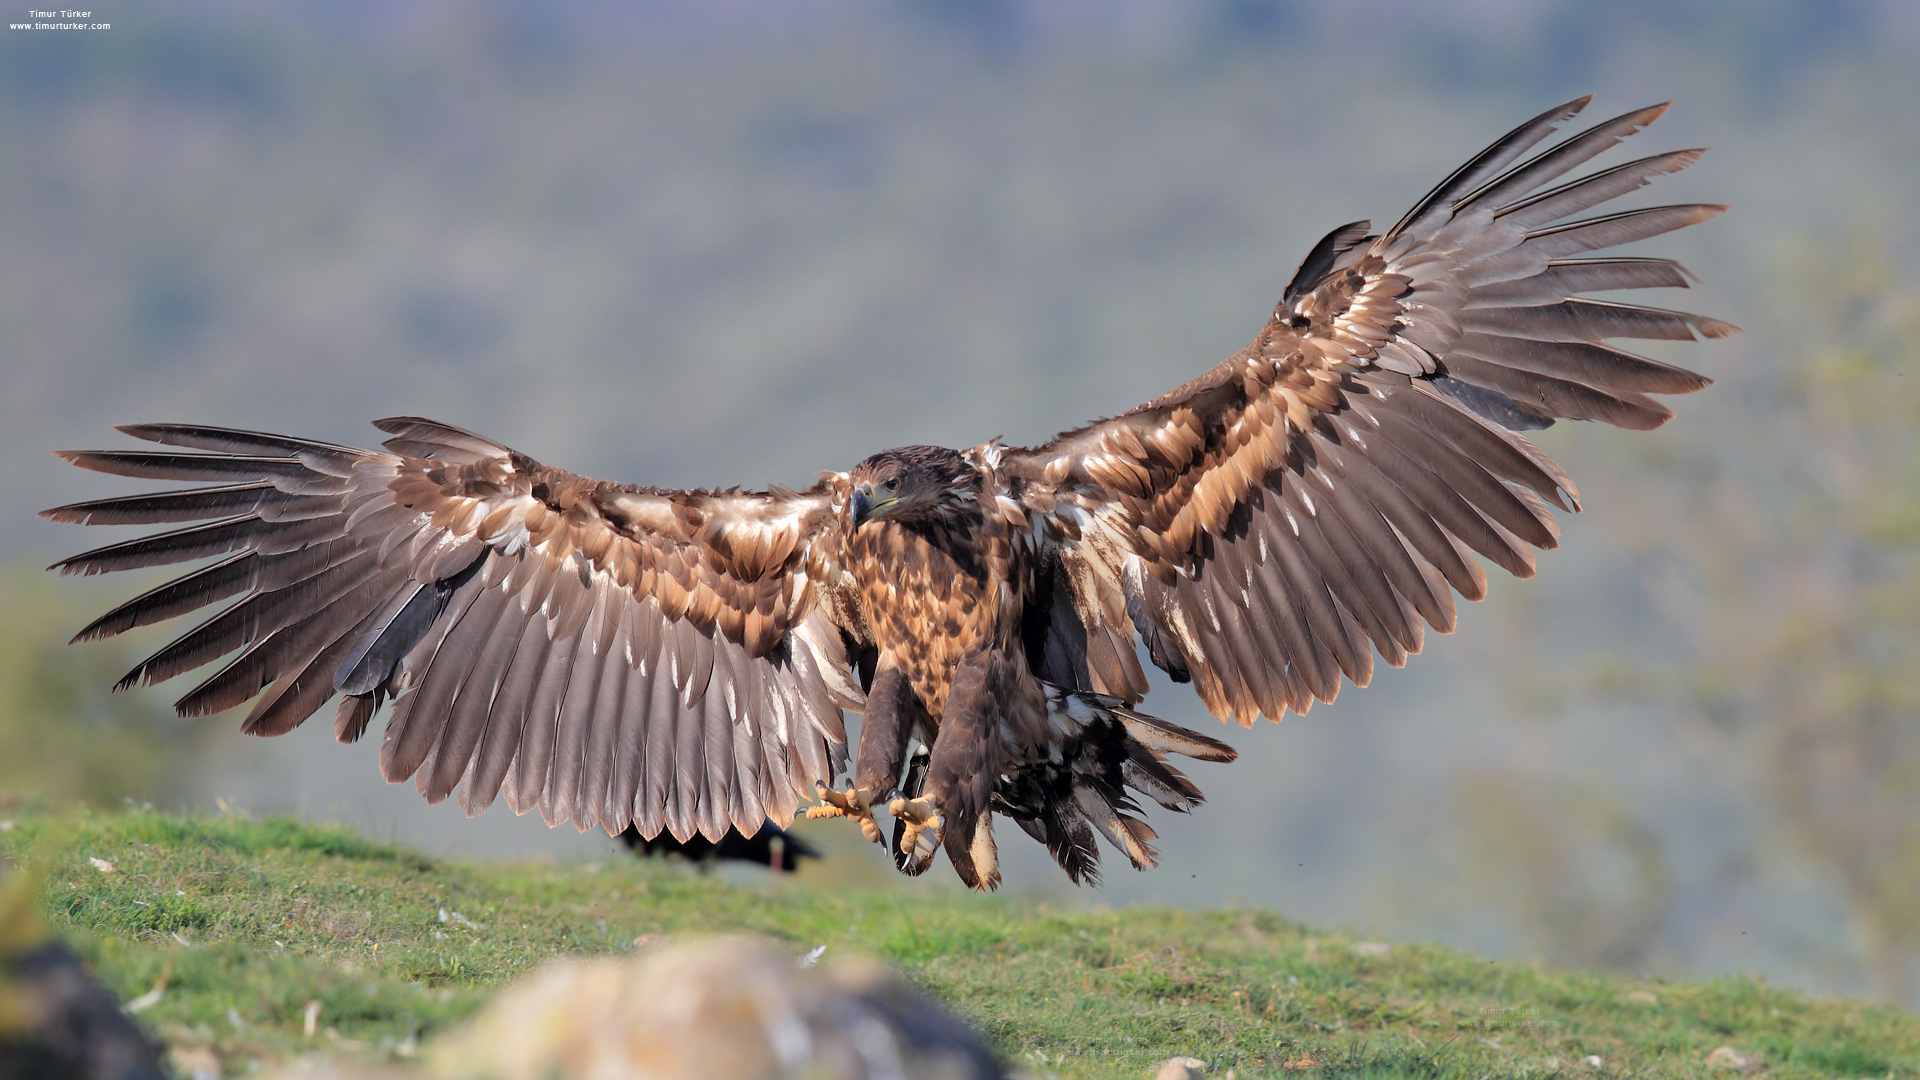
[807,783,884,844]
[887,794,944,863]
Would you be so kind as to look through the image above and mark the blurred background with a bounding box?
[3,0,1917,1006]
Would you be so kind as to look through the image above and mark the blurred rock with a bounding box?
[1705,1046,1761,1072]
[1153,1055,1208,1079]
[264,1060,414,1080]
[0,869,166,1080]
[428,936,1005,1080]
[169,1045,221,1080]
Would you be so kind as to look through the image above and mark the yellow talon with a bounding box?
[810,783,883,844]
[888,795,944,860]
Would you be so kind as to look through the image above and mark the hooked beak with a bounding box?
[851,482,895,527]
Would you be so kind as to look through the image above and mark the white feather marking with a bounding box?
[1195,587,1221,634]
[1167,606,1205,662]
[1302,491,1316,516]
[1285,510,1301,537]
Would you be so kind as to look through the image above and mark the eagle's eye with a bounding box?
[885,478,899,491]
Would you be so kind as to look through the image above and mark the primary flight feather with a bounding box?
[46,97,1733,889]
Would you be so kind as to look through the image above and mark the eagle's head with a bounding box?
[847,446,977,528]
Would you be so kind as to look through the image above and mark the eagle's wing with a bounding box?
[1004,96,1734,725]
[43,418,865,841]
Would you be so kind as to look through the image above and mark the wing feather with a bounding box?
[42,482,315,527]
[545,583,613,830]
[606,635,654,832]
[1280,477,1419,665]
[380,563,496,785]
[699,641,740,842]
[241,588,407,738]
[574,616,630,833]
[1256,491,1360,695]
[420,582,525,806]
[638,651,679,839]
[460,611,550,816]
[508,609,583,817]
[46,418,863,840]
[169,558,387,715]
[1010,97,1732,725]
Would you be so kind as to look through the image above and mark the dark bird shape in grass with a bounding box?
[45,96,1732,890]
[619,820,821,873]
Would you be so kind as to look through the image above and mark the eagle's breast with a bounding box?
[849,507,1026,719]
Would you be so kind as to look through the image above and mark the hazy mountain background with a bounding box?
[5,1,1918,1004]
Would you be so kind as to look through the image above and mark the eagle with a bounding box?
[44,97,1732,890]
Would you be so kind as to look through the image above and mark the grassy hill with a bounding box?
[2,806,1914,1079]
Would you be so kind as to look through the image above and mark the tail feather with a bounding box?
[994,688,1233,883]
[1114,707,1237,762]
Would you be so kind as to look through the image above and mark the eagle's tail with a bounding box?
[992,689,1236,886]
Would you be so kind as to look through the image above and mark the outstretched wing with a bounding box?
[1007,96,1734,725]
[44,418,865,841]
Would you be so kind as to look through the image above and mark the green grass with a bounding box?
[2,806,1915,1079]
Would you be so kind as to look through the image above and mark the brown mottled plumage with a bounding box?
[45,97,1732,889]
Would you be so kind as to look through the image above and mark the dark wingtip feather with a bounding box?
[1284,220,1374,305]
[370,416,438,434]
[49,450,102,476]
[114,423,178,441]
[369,415,499,445]
[1538,93,1597,124]
[48,556,91,577]
[70,617,125,645]
[1383,94,1595,242]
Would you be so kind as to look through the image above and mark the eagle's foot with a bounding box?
[887,794,944,863]
[806,783,883,844]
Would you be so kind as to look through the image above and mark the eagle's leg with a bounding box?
[808,662,928,846]
[899,652,1010,890]
[855,663,927,807]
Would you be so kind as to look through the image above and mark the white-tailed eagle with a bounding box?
[46,97,1732,888]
